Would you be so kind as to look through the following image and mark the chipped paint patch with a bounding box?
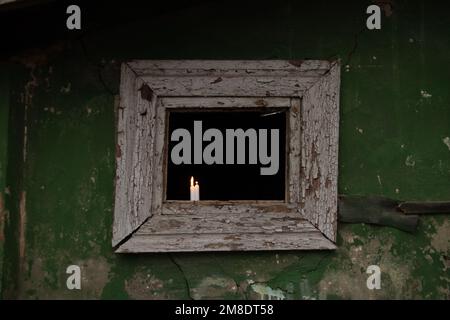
[319,272,376,299]
[299,279,315,300]
[405,155,415,167]
[420,90,432,98]
[421,219,450,298]
[428,219,450,254]
[250,283,285,300]
[376,174,382,187]
[442,137,450,151]
[78,257,111,297]
[191,276,238,300]
[125,271,170,299]
[319,231,418,299]
[20,255,110,299]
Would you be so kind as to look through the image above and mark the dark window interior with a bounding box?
[166,109,286,201]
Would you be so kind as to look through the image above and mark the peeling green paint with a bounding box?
[1,0,449,299]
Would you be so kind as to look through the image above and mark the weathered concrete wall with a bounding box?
[0,0,449,299]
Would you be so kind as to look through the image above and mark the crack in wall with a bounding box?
[345,27,365,68]
[210,255,248,299]
[168,254,193,300]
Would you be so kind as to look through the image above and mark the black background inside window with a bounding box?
[166,109,286,201]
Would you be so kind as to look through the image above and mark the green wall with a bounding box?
[0,0,449,299]
[0,65,9,296]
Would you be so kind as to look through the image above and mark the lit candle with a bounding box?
[190,177,200,201]
[190,176,195,201]
[194,180,200,201]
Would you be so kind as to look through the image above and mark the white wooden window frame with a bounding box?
[113,60,340,252]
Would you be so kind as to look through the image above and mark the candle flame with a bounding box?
[190,176,194,187]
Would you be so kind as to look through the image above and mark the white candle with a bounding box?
[194,181,200,201]
[190,176,195,201]
[190,176,200,201]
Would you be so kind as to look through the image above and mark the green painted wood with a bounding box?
[338,195,419,233]
[399,201,450,214]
